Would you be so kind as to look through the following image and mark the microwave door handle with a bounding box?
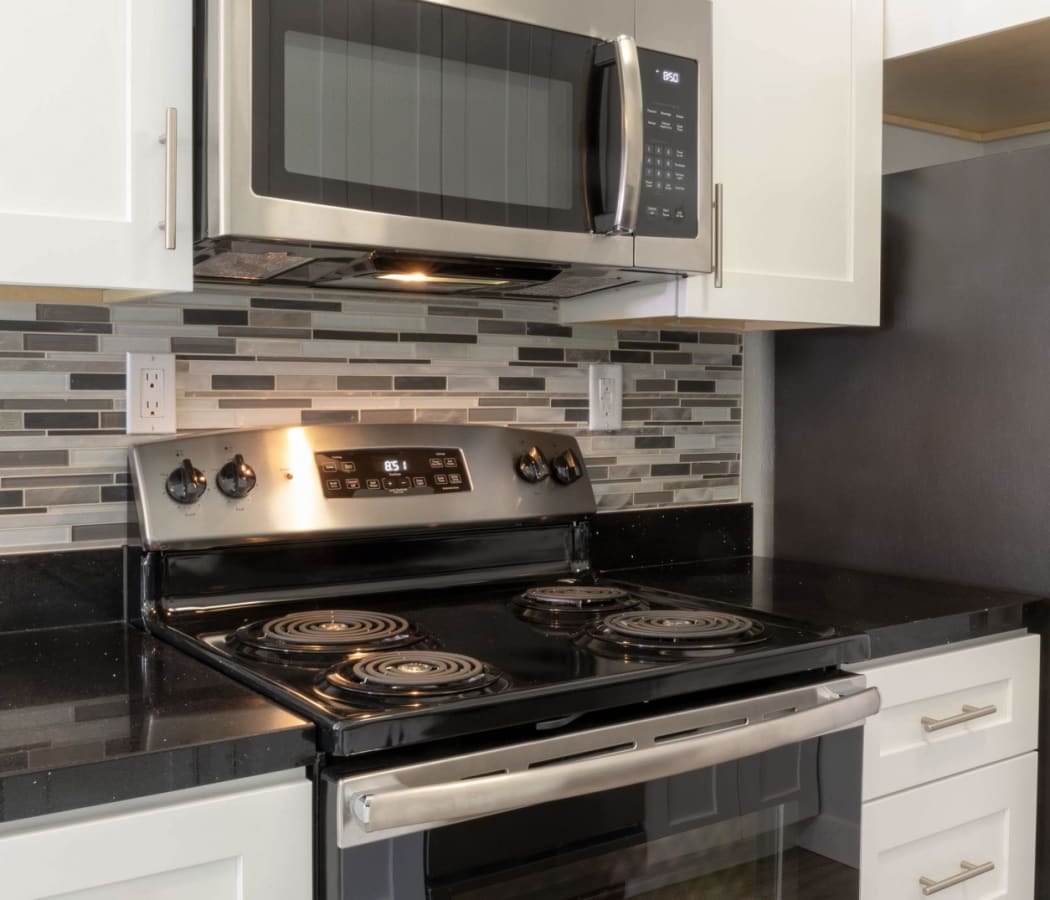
[348,686,880,834]
[594,35,644,235]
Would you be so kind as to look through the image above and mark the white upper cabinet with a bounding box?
[561,0,884,329]
[885,0,1050,58]
[0,1,192,293]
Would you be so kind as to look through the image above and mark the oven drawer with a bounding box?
[859,751,1037,900]
[848,634,1038,801]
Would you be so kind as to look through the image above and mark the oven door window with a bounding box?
[333,731,861,899]
[252,0,599,231]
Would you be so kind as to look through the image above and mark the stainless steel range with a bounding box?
[128,424,878,899]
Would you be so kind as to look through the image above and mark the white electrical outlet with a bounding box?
[588,364,623,431]
[126,352,176,434]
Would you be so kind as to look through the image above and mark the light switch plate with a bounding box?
[588,364,623,431]
[126,352,176,434]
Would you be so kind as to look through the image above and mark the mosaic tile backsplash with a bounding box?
[0,288,742,553]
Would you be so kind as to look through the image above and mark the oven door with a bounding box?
[322,675,878,899]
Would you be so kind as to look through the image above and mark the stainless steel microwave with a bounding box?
[195,0,713,299]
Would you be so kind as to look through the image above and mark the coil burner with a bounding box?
[578,609,767,660]
[226,610,428,666]
[512,585,643,629]
[317,650,508,707]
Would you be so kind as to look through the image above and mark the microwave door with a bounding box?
[211,0,637,269]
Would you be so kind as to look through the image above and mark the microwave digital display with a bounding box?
[660,69,681,84]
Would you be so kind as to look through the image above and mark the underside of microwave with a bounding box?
[192,238,678,300]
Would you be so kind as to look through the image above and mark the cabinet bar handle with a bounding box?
[919,860,995,895]
[158,107,177,250]
[921,703,997,733]
[713,182,724,288]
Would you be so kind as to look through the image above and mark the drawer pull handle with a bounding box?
[921,703,997,733]
[919,859,995,895]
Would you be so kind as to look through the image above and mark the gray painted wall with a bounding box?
[774,145,1050,594]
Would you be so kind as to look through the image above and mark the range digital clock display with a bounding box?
[316,447,470,499]
[660,69,680,84]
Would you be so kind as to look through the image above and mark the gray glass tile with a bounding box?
[498,377,545,391]
[23,334,99,352]
[170,337,237,354]
[183,308,248,326]
[71,523,133,542]
[24,413,100,430]
[211,375,274,390]
[36,304,110,323]
[24,486,100,506]
[359,409,414,424]
[0,399,112,410]
[301,410,360,425]
[428,305,503,319]
[1,475,112,488]
[100,413,126,429]
[70,373,125,391]
[217,399,312,409]
[468,408,517,422]
[393,376,447,390]
[0,450,69,468]
[478,320,526,335]
[252,296,341,312]
[337,376,393,390]
[217,326,311,339]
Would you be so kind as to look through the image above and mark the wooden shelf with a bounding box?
[884,16,1050,142]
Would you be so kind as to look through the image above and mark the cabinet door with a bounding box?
[685,0,883,326]
[848,634,1040,801]
[860,752,1037,900]
[0,774,312,900]
[0,1,192,292]
[560,0,883,329]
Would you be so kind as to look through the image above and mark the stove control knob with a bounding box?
[552,449,584,485]
[165,459,208,505]
[516,446,550,484]
[217,454,257,499]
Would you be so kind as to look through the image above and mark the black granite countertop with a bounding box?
[0,622,316,824]
[611,555,1045,658]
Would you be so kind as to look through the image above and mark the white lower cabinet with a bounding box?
[0,771,312,900]
[852,634,1040,900]
[860,752,1037,900]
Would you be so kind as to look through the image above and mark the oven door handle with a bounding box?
[349,686,880,833]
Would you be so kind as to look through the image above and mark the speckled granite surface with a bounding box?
[0,623,315,823]
[612,556,1043,657]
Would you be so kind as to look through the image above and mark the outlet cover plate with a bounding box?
[588,363,623,431]
[126,352,176,435]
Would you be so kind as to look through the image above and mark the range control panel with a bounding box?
[636,49,699,238]
[316,447,470,498]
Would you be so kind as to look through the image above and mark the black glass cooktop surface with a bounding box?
[155,575,869,755]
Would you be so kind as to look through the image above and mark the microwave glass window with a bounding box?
[283,32,574,211]
[254,0,599,232]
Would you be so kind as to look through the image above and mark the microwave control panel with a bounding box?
[636,49,699,239]
[316,448,471,498]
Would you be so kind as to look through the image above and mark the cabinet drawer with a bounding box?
[849,634,1038,800]
[860,752,1037,900]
